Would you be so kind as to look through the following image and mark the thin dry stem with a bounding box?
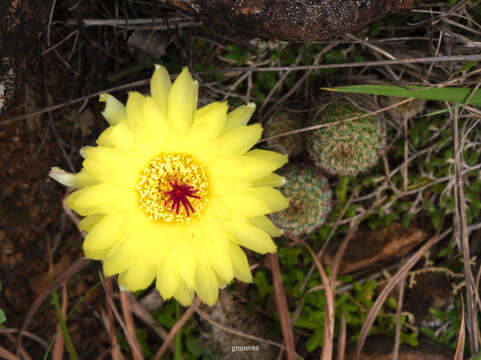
[120,291,144,360]
[268,253,296,360]
[153,297,201,360]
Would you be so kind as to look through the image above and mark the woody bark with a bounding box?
[167,0,420,42]
[0,0,49,116]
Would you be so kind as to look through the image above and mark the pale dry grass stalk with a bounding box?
[451,104,480,354]
[453,294,466,360]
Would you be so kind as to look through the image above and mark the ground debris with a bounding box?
[346,336,453,360]
[323,223,427,274]
[167,0,419,42]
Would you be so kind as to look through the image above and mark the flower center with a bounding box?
[136,153,208,223]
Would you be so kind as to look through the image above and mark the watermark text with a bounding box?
[231,345,260,353]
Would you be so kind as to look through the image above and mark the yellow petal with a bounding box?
[125,91,146,132]
[96,120,134,150]
[218,124,262,155]
[208,149,286,182]
[167,67,196,134]
[200,219,234,284]
[195,264,218,306]
[193,80,199,116]
[156,256,180,300]
[65,183,135,216]
[74,169,101,187]
[49,167,99,188]
[174,280,195,306]
[252,173,286,187]
[248,215,283,237]
[193,138,222,163]
[248,187,289,213]
[223,103,256,133]
[123,212,168,263]
[82,213,126,259]
[227,241,252,282]
[140,97,168,150]
[49,167,76,187]
[202,197,234,222]
[184,102,228,151]
[78,213,104,232]
[216,273,229,289]
[175,228,197,289]
[224,221,277,254]
[219,187,287,217]
[99,93,126,125]
[209,174,249,196]
[81,147,137,188]
[103,244,136,277]
[194,101,227,126]
[122,262,156,291]
[220,192,271,217]
[150,64,172,116]
[246,149,288,171]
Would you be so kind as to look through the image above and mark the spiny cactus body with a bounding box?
[271,164,332,236]
[308,101,385,176]
[384,96,426,122]
[264,111,305,156]
[200,292,275,359]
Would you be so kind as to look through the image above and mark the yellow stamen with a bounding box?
[136,153,208,223]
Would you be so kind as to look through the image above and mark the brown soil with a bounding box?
[0,68,109,357]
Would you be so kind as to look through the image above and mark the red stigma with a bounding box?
[164,178,200,217]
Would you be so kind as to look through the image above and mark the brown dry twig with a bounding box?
[0,346,20,360]
[103,278,123,360]
[153,297,201,360]
[120,291,144,360]
[101,276,143,360]
[287,234,334,360]
[268,253,296,360]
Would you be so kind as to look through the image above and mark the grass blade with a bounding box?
[52,289,79,360]
[322,85,481,105]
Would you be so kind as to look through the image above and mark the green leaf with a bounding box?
[431,210,442,229]
[335,176,350,205]
[254,271,271,299]
[52,291,79,360]
[186,336,204,356]
[0,308,6,325]
[386,296,398,310]
[225,45,249,64]
[306,327,323,351]
[322,85,481,105]
[471,351,481,360]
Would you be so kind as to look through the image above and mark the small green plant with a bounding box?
[263,111,306,156]
[293,276,418,351]
[419,301,462,349]
[308,100,385,176]
[149,300,216,359]
[270,164,333,236]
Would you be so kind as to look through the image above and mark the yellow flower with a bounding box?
[49,66,288,306]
